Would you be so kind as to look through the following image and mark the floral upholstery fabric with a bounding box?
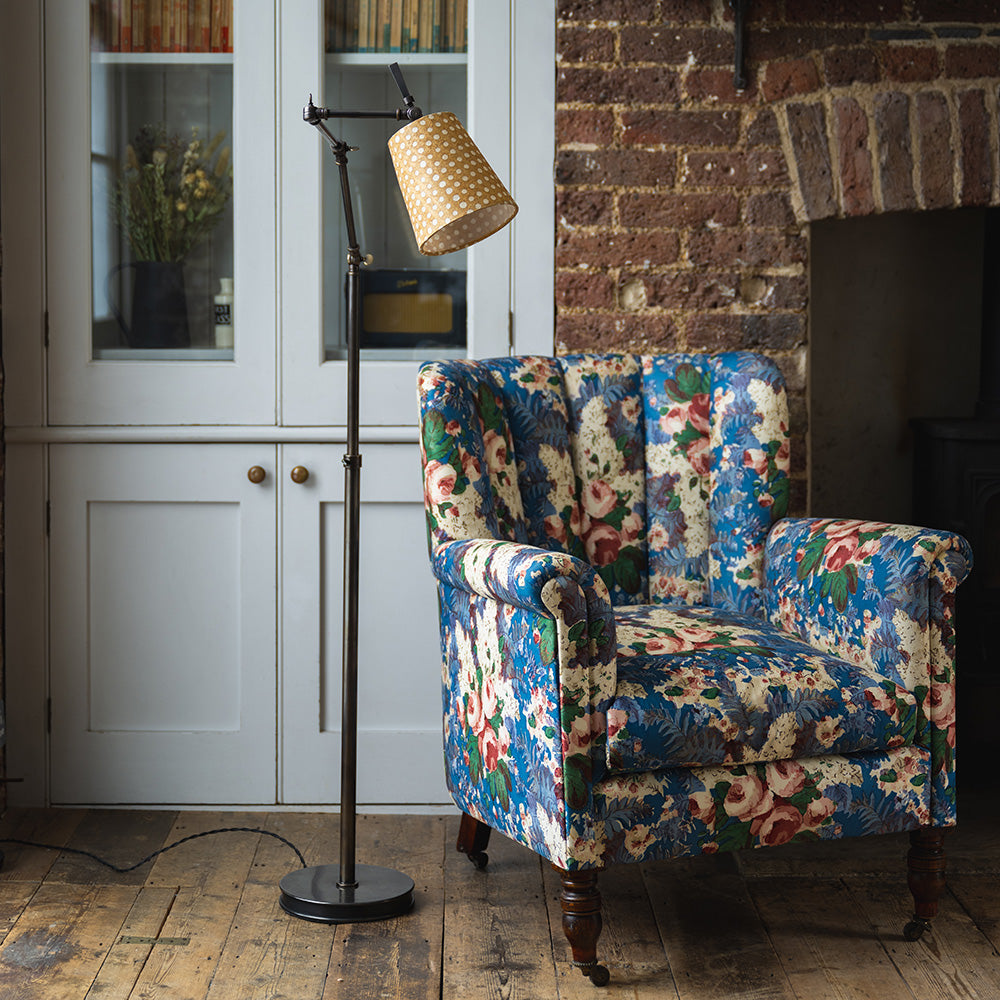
[417,353,972,872]
[608,604,917,773]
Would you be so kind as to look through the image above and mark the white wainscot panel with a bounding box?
[87,500,242,733]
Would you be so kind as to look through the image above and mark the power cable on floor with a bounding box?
[0,826,307,872]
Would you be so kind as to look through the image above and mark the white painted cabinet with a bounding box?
[0,1,553,806]
[48,444,278,804]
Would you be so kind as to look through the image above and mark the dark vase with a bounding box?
[108,260,191,348]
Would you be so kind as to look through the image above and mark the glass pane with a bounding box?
[90,2,235,361]
[325,0,467,54]
[323,1,468,362]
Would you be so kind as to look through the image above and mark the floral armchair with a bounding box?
[417,352,971,986]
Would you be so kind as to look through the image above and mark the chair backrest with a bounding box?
[418,352,789,614]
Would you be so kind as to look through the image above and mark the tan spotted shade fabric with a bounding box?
[388,111,518,256]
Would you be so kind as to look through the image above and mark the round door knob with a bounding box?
[247,466,266,484]
[290,466,310,484]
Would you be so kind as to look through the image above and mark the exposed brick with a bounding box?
[556,271,616,309]
[687,230,807,268]
[745,192,797,228]
[945,43,1000,78]
[914,0,1000,21]
[683,151,790,188]
[686,313,744,350]
[641,271,738,310]
[823,47,881,86]
[959,88,993,205]
[742,313,806,350]
[762,57,822,101]
[558,0,657,21]
[619,192,740,229]
[557,66,681,104]
[883,45,941,82]
[556,109,616,146]
[749,27,867,63]
[784,0,905,19]
[557,26,615,64]
[833,95,876,216]
[556,149,677,187]
[747,109,782,148]
[874,91,917,212]
[765,275,809,310]
[720,0,783,23]
[555,313,678,353]
[621,109,741,147]
[788,435,807,477]
[556,230,681,267]
[659,0,714,24]
[786,103,837,221]
[620,26,732,66]
[916,91,954,209]
[557,189,615,228]
[684,68,758,103]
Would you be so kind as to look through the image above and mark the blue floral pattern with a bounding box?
[418,353,971,871]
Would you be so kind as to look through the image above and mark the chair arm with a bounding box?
[432,538,616,867]
[762,517,971,688]
[762,517,972,823]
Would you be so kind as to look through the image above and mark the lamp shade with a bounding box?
[388,111,518,256]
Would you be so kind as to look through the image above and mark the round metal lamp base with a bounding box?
[279,864,415,924]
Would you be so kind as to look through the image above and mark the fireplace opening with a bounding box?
[809,207,999,765]
[809,208,985,523]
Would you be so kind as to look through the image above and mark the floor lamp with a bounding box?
[278,64,517,923]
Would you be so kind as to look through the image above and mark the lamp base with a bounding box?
[279,863,415,923]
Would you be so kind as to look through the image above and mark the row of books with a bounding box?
[90,0,234,53]
[327,0,467,54]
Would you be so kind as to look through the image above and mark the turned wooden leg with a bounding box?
[456,812,491,870]
[556,867,609,987]
[904,827,946,941]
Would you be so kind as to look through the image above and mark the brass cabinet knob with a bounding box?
[290,466,310,484]
[247,466,266,484]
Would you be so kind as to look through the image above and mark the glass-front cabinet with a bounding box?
[0,1,553,807]
[37,0,518,429]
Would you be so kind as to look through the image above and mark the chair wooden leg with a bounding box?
[904,827,946,940]
[556,867,609,987]
[456,812,491,870]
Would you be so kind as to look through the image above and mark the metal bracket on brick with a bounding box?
[731,0,750,92]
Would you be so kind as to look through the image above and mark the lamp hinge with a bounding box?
[507,310,514,355]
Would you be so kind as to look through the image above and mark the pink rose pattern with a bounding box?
[419,354,971,872]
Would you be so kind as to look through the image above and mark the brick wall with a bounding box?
[554,0,1000,511]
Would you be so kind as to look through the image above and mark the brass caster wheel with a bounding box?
[904,917,930,941]
[469,851,489,871]
[583,964,610,987]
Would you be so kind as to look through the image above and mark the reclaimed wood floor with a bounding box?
[0,798,997,999]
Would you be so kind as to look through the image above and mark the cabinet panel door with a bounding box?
[280,442,448,804]
[49,444,277,804]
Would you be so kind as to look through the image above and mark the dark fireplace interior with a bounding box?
[810,207,999,762]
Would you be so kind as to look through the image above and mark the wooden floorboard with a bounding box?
[0,806,995,999]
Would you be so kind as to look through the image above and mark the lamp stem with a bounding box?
[338,143,362,890]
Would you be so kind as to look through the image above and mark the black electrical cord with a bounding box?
[0,826,307,873]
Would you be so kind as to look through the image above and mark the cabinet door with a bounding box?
[44,0,276,425]
[49,444,277,804]
[279,1,513,428]
[280,442,448,804]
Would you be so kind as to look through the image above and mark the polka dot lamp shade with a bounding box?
[388,112,518,256]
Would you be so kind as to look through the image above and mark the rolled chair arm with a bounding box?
[762,516,972,824]
[432,538,617,866]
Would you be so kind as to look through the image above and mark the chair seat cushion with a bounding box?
[606,604,918,773]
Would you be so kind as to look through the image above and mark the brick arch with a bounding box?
[772,81,1000,222]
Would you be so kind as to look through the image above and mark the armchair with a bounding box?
[418,352,971,986]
